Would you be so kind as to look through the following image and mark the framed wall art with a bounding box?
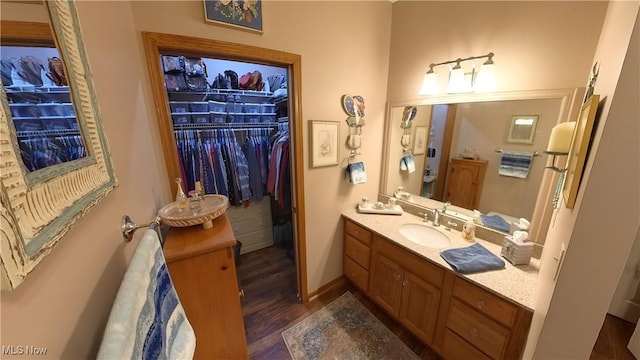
[413,126,428,155]
[310,120,340,167]
[507,115,538,144]
[563,95,600,209]
[203,0,263,33]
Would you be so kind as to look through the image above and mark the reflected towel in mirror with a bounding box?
[440,243,506,274]
[480,214,511,233]
[400,155,415,173]
[499,151,534,178]
[97,229,195,360]
[346,162,367,184]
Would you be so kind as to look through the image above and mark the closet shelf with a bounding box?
[168,89,274,98]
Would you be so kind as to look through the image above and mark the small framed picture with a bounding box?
[507,115,539,144]
[413,126,428,155]
[203,0,263,33]
[310,120,340,167]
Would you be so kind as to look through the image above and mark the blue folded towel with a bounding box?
[440,243,505,274]
[481,214,511,233]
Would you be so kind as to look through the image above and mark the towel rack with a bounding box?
[495,149,540,156]
[121,215,162,243]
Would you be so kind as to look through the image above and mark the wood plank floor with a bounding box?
[236,246,442,360]
[591,314,637,360]
[237,246,637,360]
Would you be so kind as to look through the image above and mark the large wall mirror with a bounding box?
[0,0,117,290]
[381,88,583,250]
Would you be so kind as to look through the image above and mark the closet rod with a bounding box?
[174,123,278,130]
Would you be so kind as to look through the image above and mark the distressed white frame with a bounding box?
[0,0,117,290]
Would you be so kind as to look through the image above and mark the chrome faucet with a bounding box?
[442,201,451,213]
[431,209,441,227]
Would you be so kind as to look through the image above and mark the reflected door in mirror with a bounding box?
[444,158,487,209]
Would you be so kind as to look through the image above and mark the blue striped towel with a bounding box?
[97,229,195,360]
[499,151,534,178]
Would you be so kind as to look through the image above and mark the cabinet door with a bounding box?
[399,271,441,345]
[400,271,440,345]
[446,161,481,209]
[370,253,403,317]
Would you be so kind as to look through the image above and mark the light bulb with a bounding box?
[419,71,439,96]
[446,64,466,93]
[476,62,496,92]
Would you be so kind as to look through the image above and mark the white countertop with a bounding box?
[342,207,539,310]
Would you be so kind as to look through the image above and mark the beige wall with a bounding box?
[2,1,391,358]
[387,1,607,102]
[527,3,640,358]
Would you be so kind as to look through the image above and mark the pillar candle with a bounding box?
[546,121,576,154]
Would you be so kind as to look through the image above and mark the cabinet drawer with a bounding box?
[345,235,370,270]
[453,278,518,328]
[447,299,510,360]
[442,329,492,360]
[344,256,369,292]
[231,215,272,237]
[344,220,372,245]
[236,228,274,254]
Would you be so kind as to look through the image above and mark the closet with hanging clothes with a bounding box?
[159,54,293,257]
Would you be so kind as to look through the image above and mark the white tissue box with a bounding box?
[501,235,533,265]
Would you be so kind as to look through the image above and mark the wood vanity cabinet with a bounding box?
[342,217,534,359]
[445,158,487,209]
[369,235,444,345]
[438,275,533,360]
[343,219,372,292]
[163,213,248,360]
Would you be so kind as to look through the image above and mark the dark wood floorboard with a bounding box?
[237,246,443,360]
[591,314,636,360]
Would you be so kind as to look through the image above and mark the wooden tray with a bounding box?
[158,194,228,229]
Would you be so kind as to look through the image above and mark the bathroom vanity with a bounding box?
[342,209,538,359]
[163,214,248,360]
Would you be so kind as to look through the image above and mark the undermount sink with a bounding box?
[399,223,451,249]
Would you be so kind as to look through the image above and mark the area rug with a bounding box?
[282,292,420,360]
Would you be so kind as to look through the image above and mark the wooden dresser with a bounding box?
[163,213,248,360]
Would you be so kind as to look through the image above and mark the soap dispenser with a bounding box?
[462,218,476,241]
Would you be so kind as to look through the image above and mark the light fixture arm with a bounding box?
[428,52,494,70]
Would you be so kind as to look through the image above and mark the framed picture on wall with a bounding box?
[310,120,340,167]
[413,126,428,155]
[507,115,538,144]
[203,0,263,33]
[563,95,600,209]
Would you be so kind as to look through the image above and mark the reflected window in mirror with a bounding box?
[2,27,86,172]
